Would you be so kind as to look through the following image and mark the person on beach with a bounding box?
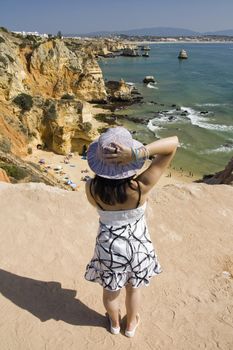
[84,126,179,337]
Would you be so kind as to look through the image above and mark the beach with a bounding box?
[23,148,199,191]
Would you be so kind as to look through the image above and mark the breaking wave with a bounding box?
[147,82,158,89]
[181,107,233,131]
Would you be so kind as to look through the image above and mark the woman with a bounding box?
[84,127,179,337]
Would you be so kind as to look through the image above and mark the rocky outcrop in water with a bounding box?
[178,49,188,59]
[106,79,142,103]
[143,76,155,83]
[122,48,140,57]
[76,38,135,57]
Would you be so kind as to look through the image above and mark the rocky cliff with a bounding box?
[0,29,139,158]
[0,29,107,101]
[66,37,137,57]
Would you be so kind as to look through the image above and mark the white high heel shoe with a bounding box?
[125,314,140,338]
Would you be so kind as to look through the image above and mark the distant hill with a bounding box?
[204,29,233,36]
[67,27,199,37]
[65,26,233,37]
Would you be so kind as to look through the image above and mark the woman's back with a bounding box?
[86,178,147,212]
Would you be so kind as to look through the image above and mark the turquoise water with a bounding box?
[99,43,233,176]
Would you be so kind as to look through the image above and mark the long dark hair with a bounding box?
[92,175,136,205]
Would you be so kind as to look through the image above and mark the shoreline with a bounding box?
[126,40,233,45]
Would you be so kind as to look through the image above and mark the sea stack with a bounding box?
[122,48,140,57]
[178,49,188,59]
[143,76,155,83]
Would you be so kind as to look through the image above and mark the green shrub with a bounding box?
[19,43,27,49]
[32,42,41,49]
[19,124,28,135]
[0,36,5,44]
[27,147,33,154]
[82,122,92,132]
[0,163,28,180]
[97,127,108,134]
[13,93,33,111]
[0,27,9,33]
[61,94,75,100]
[0,138,11,152]
[25,34,37,43]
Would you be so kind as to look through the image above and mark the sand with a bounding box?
[22,149,199,191]
[0,180,232,349]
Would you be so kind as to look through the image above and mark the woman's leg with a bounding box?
[125,284,141,331]
[103,288,121,328]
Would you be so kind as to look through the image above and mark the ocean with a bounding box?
[99,43,233,177]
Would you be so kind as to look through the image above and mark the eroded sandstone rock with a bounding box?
[0,29,137,157]
[12,96,99,155]
[196,157,233,185]
[106,79,132,101]
[0,168,10,183]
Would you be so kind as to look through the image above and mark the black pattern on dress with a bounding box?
[85,202,162,291]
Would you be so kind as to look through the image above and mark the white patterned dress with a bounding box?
[85,202,162,291]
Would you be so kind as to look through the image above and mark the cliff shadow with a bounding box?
[0,268,106,328]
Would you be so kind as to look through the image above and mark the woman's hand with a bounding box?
[103,142,132,165]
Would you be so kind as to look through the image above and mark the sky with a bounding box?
[1,0,233,34]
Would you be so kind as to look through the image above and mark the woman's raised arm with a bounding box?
[103,135,179,190]
[137,136,179,190]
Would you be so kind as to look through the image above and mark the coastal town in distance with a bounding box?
[12,29,233,43]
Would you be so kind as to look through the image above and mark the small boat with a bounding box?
[142,52,149,57]
[178,49,188,59]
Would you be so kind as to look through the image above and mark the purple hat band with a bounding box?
[87,127,145,179]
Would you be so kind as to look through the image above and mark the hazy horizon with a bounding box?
[1,0,233,35]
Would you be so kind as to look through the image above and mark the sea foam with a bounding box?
[195,103,230,107]
[147,120,164,138]
[181,107,233,131]
[200,144,233,154]
[147,82,158,89]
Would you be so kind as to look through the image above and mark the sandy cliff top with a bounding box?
[0,181,232,349]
